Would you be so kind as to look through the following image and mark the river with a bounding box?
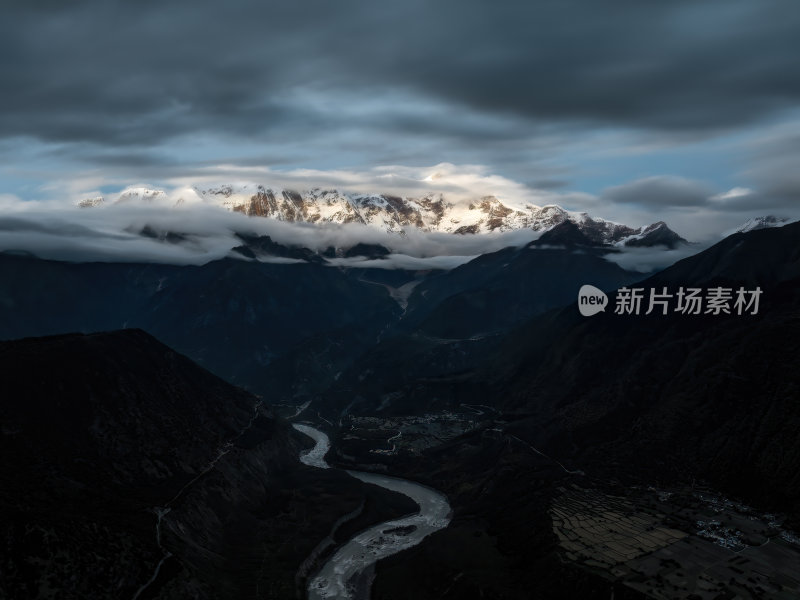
[291,423,452,600]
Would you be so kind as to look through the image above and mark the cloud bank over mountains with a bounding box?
[0,165,709,274]
[1,0,799,243]
[0,193,540,267]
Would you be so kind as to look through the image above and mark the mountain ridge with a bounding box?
[79,184,687,248]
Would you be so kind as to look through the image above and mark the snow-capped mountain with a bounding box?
[199,185,591,235]
[77,196,105,208]
[205,185,687,246]
[732,215,791,234]
[80,184,687,247]
[79,186,186,208]
[115,186,170,204]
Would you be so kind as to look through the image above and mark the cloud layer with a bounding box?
[1,1,799,242]
[602,177,715,208]
[4,0,799,150]
[0,197,544,266]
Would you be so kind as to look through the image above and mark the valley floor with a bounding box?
[303,406,800,600]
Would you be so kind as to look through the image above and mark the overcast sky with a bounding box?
[2,0,800,240]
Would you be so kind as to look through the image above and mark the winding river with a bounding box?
[291,423,452,600]
[293,423,332,469]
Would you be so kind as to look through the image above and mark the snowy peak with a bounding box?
[733,215,791,234]
[115,187,169,204]
[617,221,688,249]
[77,196,104,208]
[193,184,545,233]
[533,220,596,247]
[79,187,174,207]
[78,183,688,247]
[532,218,687,249]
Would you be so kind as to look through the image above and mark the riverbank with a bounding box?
[292,423,452,600]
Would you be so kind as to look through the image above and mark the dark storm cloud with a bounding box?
[0,1,324,145]
[2,0,799,153]
[0,216,119,237]
[742,127,800,205]
[526,179,569,191]
[601,176,714,207]
[76,151,175,168]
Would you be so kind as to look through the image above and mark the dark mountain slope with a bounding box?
[316,222,800,520]
[0,329,263,499]
[309,243,643,417]
[0,330,415,599]
[305,223,800,599]
[0,254,400,395]
[495,221,800,516]
[135,257,399,386]
[400,239,641,339]
[217,241,648,409]
[533,219,597,246]
[0,329,273,597]
[623,220,687,248]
